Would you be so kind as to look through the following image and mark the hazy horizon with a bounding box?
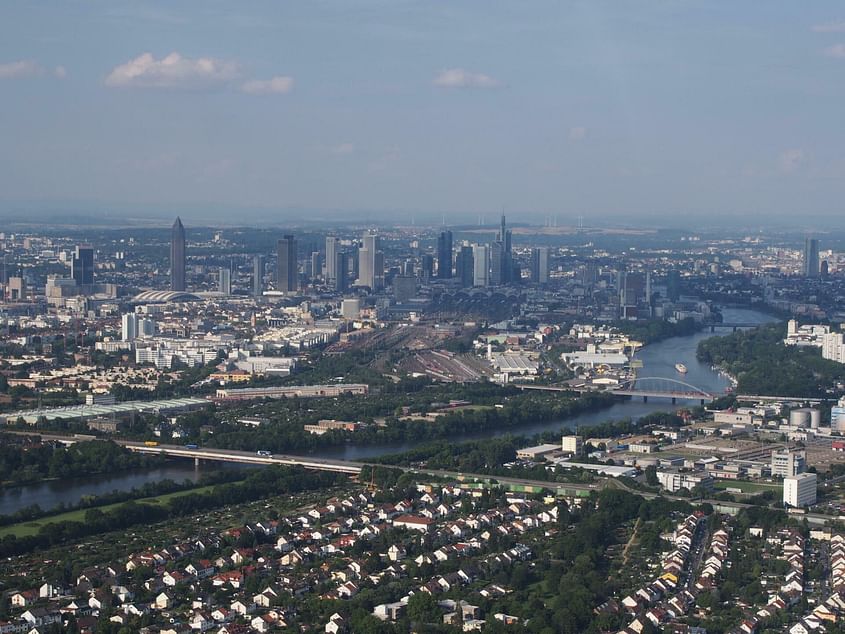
[2,1,845,227]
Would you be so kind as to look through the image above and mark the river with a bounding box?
[0,307,776,516]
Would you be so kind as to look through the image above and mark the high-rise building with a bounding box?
[276,235,298,293]
[531,247,549,284]
[497,214,513,283]
[420,254,434,279]
[252,255,264,296]
[357,232,383,290]
[357,233,378,288]
[666,269,681,302]
[783,472,817,507]
[311,251,321,280]
[170,217,186,292]
[771,449,806,478]
[373,251,385,290]
[619,271,647,319]
[6,277,25,301]
[121,313,138,342]
[218,267,232,295]
[325,237,338,283]
[393,276,416,302]
[436,230,453,279]
[456,245,474,288]
[490,241,505,285]
[335,251,349,292]
[804,237,820,278]
[72,245,95,286]
[358,247,371,287]
[831,397,845,433]
[473,245,490,287]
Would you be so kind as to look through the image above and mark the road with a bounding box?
[11,431,839,526]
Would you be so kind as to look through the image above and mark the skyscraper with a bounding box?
[497,214,513,283]
[490,241,503,285]
[473,245,490,287]
[531,247,549,284]
[804,238,820,278]
[358,232,383,289]
[456,245,474,287]
[218,267,232,295]
[420,254,434,279]
[170,217,186,292]
[253,255,264,296]
[71,245,95,286]
[325,237,338,283]
[276,235,298,293]
[311,251,321,280]
[334,251,349,292]
[436,230,453,279]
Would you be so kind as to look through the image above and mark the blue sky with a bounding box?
[1,1,845,226]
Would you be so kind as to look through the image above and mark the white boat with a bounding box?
[675,363,688,374]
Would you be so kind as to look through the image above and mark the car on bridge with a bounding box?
[256,450,272,457]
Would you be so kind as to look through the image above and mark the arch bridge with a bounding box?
[609,376,716,403]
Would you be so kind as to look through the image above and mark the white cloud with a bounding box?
[433,68,500,89]
[779,148,807,173]
[240,75,293,95]
[105,52,239,88]
[329,143,354,155]
[54,66,67,79]
[568,126,588,141]
[824,43,845,58]
[813,21,845,33]
[0,60,43,79]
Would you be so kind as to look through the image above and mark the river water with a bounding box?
[0,307,775,516]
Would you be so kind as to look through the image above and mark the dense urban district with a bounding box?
[1,221,845,634]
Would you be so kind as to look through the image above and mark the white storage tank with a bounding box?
[789,408,818,428]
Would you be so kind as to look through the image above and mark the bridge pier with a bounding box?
[671,397,676,404]
[642,396,648,403]
[195,457,200,467]
[710,325,715,333]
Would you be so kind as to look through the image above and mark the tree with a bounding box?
[644,465,659,486]
[407,592,440,624]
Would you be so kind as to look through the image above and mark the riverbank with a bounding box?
[0,307,779,517]
[0,483,222,538]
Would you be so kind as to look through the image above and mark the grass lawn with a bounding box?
[713,480,781,494]
[0,484,219,538]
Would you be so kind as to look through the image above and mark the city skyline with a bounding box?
[2,2,845,227]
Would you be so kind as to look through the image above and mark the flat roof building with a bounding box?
[783,472,817,507]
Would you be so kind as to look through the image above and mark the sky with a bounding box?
[1,1,845,227]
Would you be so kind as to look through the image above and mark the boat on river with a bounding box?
[675,363,688,374]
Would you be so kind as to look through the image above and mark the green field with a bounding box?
[713,480,781,494]
[0,484,219,538]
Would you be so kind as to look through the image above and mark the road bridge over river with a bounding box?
[20,433,836,526]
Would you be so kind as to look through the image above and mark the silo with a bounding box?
[789,408,811,428]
